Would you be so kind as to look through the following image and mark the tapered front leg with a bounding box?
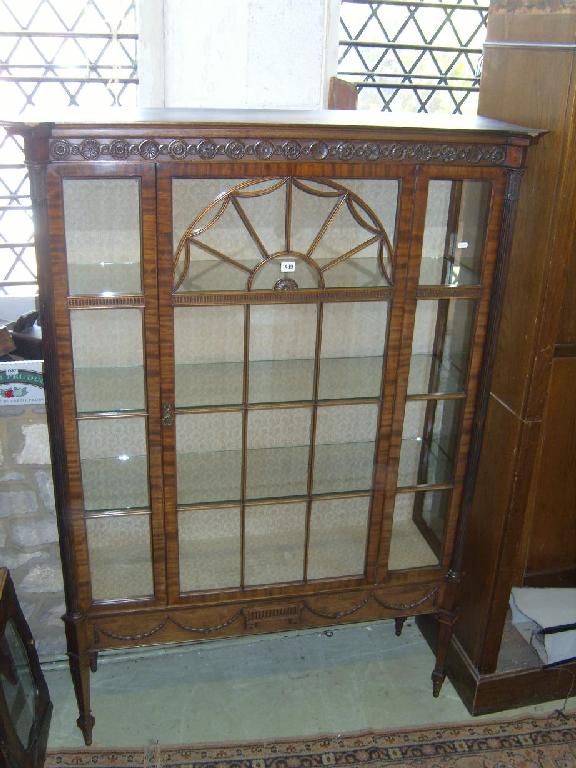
[65,616,95,745]
[431,571,459,697]
[431,609,456,697]
[394,616,407,637]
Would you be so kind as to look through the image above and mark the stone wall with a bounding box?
[0,405,66,659]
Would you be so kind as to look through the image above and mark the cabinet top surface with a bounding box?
[2,107,542,140]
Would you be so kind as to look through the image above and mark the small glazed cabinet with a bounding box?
[0,569,52,768]
[6,110,539,744]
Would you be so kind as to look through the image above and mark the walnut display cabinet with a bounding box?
[6,110,539,744]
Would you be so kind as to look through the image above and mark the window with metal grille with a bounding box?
[338,0,489,114]
[0,0,138,301]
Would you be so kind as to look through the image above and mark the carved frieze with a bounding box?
[49,137,508,165]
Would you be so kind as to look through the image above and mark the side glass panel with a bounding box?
[173,178,398,292]
[420,180,491,286]
[176,412,242,505]
[0,620,36,749]
[408,300,476,395]
[246,408,312,500]
[314,404,378,494]
[398,400,463,488]
[86,513,154,600]
[308,496,370,579]
[244,502,306,585]
[249,304,317,403]
[78,417,149,511]
[388,491,450,570]
[319,301,387,400]
[179,507,241,592]
[64,178,141,295]
[175,306,244,408]
[71,308,145,414]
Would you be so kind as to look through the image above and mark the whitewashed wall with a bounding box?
[139,0,340,109]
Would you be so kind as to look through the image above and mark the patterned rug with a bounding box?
[45,710,576,768]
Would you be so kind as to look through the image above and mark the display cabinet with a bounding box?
[6,110,539,744]
[0,569,52,768]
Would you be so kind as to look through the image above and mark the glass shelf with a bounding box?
[313,441,376,495]
[318,257,388,288]
[397,437,453,488]
[175,440,377,505]
[319,356,383,400]
[249,359,314,403]
[175,356,384,409]
[419,257,479,287]
[67,262,142,295]
[80,453,149,511]
[177,449,242,505]
[407,354,467,395]
[75,366,145,413]
[174,257,388,292]
[246,445,310,499]
[176,361,244,408]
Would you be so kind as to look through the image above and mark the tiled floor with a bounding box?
[44,619,573,749]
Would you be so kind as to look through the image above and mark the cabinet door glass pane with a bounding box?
[79,417,148,510]
[389,491,450,570]
[246,408,311,499]
[0,621,36,749]
[173,178,397,292]
[176,412,242,504]
[64,179,141,295]
[249,305,317,403]
[291,179,397,288]
[308,496,370,579]
[86,513,153,600]
[314,404,378,494]
[173,178,258,292]
[398,400,463,487]
[175,306,244,408]
[71,308,145,413]
[179,507,241,592]
[408,300,476,395]
[245,502,306,585]
[420,180,490,286]
[319,301,387,400]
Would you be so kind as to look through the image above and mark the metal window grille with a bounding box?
[338,0,489,115]
[0,0,138,299]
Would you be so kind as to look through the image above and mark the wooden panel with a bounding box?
[526,358,576,576]
[455,397,520,666]
[486,1,576,44]
[480,47,576,416]
[455,0,576,675]
[418,612,576,715]
[558,242,576,343]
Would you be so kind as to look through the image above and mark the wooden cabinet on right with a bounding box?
[420,0,576,713]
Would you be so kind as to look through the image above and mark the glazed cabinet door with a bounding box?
[159,170,411,600]
[46,164,166,609]
[384,171,505,575]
